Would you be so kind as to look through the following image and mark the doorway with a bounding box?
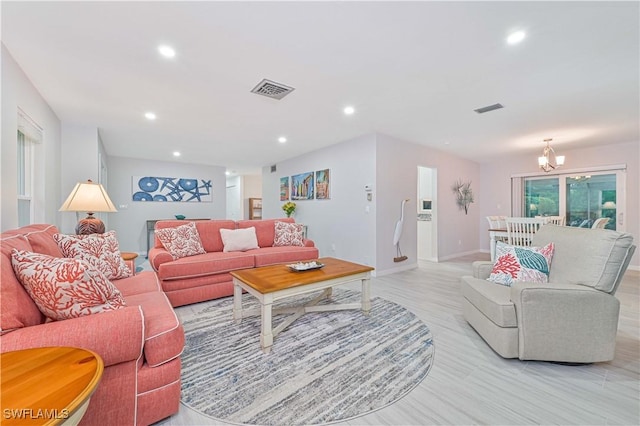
[417,166,438,261]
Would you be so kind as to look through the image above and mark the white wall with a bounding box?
[1,45,62,231]
[262,134,378,268]
[478,140,640,269]
[225,175,241,220]
[107,156,226,254]
[59,124,102,233]
[375,134,481,272]
[262,133,481,275]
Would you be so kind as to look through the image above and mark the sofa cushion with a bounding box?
[157,251,255,281]
[273,221,304,247]
[238,218,295,248]
[155,222,206,260]
[250,246,320,267]
[54,231,132,280]
[488,241,554,286]
[461,276,517,328]
[532,225,635,293]
[22,224,64,257]
[124,291,184,367]
[1,234,45,333]
[220,227,259,252]
[11,250,126,321]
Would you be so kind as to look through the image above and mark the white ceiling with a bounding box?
[2,1,638,175]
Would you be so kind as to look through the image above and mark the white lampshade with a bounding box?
[556,155,565,166]
[59,180,117,234]
[538,156,547,167]
[60,180,117,213]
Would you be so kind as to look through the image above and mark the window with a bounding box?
[17,108,42,227]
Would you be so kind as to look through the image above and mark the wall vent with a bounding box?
[251,79,295,100]
[474,103,504,114]
[270,165,277,173]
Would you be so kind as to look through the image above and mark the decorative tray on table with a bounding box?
[287,261,325,272]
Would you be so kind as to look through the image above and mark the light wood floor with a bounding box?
[156,254,640,425]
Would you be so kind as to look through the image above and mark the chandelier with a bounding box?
[538,138,565,172]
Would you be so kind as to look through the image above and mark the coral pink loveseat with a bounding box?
[0,224,184,426]
[149,218,319,307]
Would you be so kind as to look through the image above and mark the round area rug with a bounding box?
[180,289,434,425]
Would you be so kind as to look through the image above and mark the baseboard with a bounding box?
[372,262,418,277]
[438,249,484,262]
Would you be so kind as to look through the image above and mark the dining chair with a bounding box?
[536,215,566,226]
[505,217,546,247]
[486,215,507,230]
[592,217,609,229]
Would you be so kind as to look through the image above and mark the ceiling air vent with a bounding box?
[251,79,295,100]
[474,103,504,114]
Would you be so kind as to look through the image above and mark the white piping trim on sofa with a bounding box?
[136,378,181,397]
[134,305,146,426]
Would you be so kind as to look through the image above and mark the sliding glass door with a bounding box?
[521,170,625,231]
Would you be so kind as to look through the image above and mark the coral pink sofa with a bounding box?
[149,218,319,307]
[0,224,184,426]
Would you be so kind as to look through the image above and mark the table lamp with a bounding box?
[59,179,117,234]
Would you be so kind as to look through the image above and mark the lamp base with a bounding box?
[76,214,105,235]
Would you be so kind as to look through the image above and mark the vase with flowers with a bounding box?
[282,201,296,217]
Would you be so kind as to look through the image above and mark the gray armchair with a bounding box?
[461,225,635,363]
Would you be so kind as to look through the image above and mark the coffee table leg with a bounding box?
[261,302,273,354]
[362,277,371,315]
[233,283,242,324]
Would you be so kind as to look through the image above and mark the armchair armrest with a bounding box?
[510,282,620,362]
[472,261,494,279]
[0,305,144,367]
[303,239,315,248]
[149,247,174,271]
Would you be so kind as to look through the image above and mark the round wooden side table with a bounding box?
[1,347,104,425]
[120,251,138,262]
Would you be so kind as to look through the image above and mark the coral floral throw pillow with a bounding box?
[488,241,555,287]
[53,231,131,280]
[273,221,304,247]
[11,250,126,321]
[155,221,206,259]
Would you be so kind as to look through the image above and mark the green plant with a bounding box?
[282,201,296,217]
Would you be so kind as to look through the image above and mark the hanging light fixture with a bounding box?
[538,138,565,172]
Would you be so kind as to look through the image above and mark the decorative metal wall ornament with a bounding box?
[452,179,474,214]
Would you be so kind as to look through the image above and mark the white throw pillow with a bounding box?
[220,227,259,252]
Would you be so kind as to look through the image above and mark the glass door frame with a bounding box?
[511,164,627,232]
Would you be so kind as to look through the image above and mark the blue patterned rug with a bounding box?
[180,289,434,425]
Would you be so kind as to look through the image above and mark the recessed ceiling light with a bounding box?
[507,31,526,45]
[145,112,156,120]
[225,171,230,176]
[278,137,287,143]
[158,45,176,58]
[343,106,355,115]
[173,151,181,157]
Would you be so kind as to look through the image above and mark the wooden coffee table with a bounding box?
[1,346,103,425]
[230,257,374,353]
